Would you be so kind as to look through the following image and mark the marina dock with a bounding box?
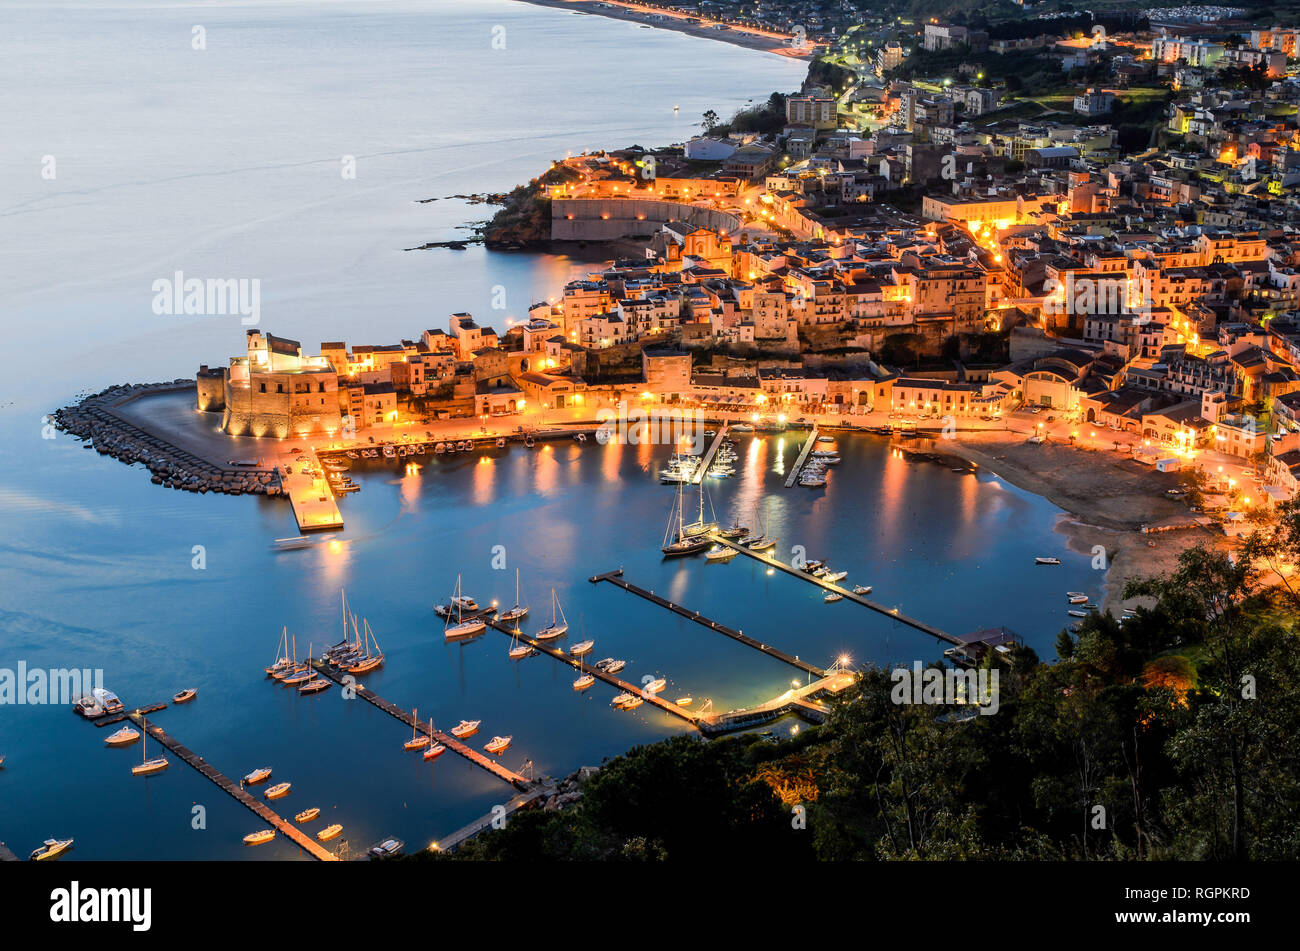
[697,670,856,736]
[123,711,338,861]
[705,535,961,646]
[0,842,19,862]
[785,426,820,488]
[431,784,554,853]
[306,661,535,790]
[283,454,343,532]
[691,423,730,484]
[479,616,700,725]
[589,569,828,678]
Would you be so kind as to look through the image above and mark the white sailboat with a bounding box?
[265,626,292,676]
[535,588,568,640]
[662,479,711,557]
[500,569,529,622]
[131,718,169,776]
[404,708,431,751]
[444,574,487,640]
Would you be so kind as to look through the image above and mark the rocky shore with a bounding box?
[52,382,283,497]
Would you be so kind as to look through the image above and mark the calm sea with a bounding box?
[0,1,1094,859]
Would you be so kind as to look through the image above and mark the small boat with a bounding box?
[500,569,529,622]
[243,830,276,846]
[569,639,595,656]
[852,584,872,595]
[1068,610,1088,618]
[404,708,431,751]
[746,535,777,552]
[611,692,636,708]
[801,559,825,572]
[573,673,595,691]
[705,545,737,562]
[298,677,331,694]
[1035,557,1061,565]
[243,767,272,786]
[524,434,535,448]
[717,524,750,539]
[105,725,140,747]
[72,694,105,718]
[675,697,693,707]
[824,592,843,603]
[445,618,486,640]
[317,824,343,842]
[508,642,536,660]
[281,666,315,686]
[30,838,74,861]
[535,588,569,640]
[484,736,512,755]
[424,742,447,761]
[621,696,644,710]
[368,838,404,858]
[445,574,487,639]
[817,435,835,443]
[731,424,754,433]
[450,719,480,738]
[131,718,168,776]
[295,808,321,823]
[823,570,848,583]
[1068,594,1089,605]
[172,688,197,704]
[264,782,291,800]
[496,437,506,448]
[1066,591,1086,599]
[643,678,666,695]
[594,658,625,674]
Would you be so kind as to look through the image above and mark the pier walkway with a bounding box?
[0,842,19,862]
[785,426,819,488]
[124,712,338,861]
[431,784,554,853]
[479,617,700,725]
[697,670,856,736]
[706,535,961,646]
[589,569,827,678]
[691,424,730,484]
[283,458,343,532]
[306,661,534,790]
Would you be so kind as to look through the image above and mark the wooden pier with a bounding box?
[306,661,535,790]
[705,535,962,646]
[589,569,827,678]
[123,712,338,861]
[430,784,554,853]
[785,426,819,488]
[697,670,856,736]
[479,616,700,724]
[95,701,167,727]
[691,423,730,484]
[0,842,19,862]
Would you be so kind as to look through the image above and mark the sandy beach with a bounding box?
[513,0,816,59]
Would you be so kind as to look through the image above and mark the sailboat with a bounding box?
[535,589,568,640]
[131,718,169,776]
[444,574,487,640]
[282,638,316,685]
[745,503,777,551]
[508,626,535,660]
[499,569,529,622]
[661,479,711,557]
[404,708,431,751]
[347,618,385,673]
[423,719,446,760]
[265,626,292,676]
[680,477,717,537]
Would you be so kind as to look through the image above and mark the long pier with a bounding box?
[691,423,730,484]
[785,426,819,487]
[697,671,855,736]
[589,569,827,678]
[478,617,700,725]
[431,784,554,853]
[706,535,961,646]
[124,712,338,861]
[284,455,343,532]
[0,842,19,862]
[306,660,534,790]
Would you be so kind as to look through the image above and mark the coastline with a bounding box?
[510,0,814,59]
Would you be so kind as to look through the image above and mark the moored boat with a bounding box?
[295,808,321,823]
[569,639,594,656]
[243,767,272,786]
[317,824,343,842]
[484,735,512,754]
[573,673,595,691]
[824,592,843,603]
[243,830,275,846]
[535,588,569,640]
[172,688,197,704]
[423,742,447,761]
[264,782,291,800]
[30,838,74,861]
[298,677,331,694]
[450,719,480,738]
[105,726,140,747]
[852,584,872,595]
[643,677,666,695]
[131,717,168,776]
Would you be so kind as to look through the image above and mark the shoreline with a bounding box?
[511,0,815,59]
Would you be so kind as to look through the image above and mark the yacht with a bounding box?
[661,480,712,557]
[264,782,291,800]
[573,673,595,691]
[500,569,529,622]
[104,726,140,747]
[508,642,536,660]
[72,694,105,718]
[1035,556,1061,565]
[594,657,626,674]
[243,767,272,786]
[484,736,513,755]
[298,677,331,694]
[30,838,74,861]
[535,589,569,640]
[717,524,750,539]
[569,639,595,656]
[746,535,776,552]
[852,584,873,595]
[404,709,431,751]
[294,808,320,823]
[450,719,481,738]
[317,824,343,842]
[92,688,123,715]
[131,719,168,776]
[611,692,636,708]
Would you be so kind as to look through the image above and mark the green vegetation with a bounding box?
[481,162,581,249]
[430,501,1300,861]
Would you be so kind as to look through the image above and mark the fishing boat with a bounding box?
[1035,556,1061,565]
[450,719,480,738]
[824,592,843,603]
[484,735,512,755]
[30,838,74,861]
[569,639,594,656]
[643,678,666,695]
[444,575,487,640]
[499,568,529,622]
[243,830,275,846]
[404,708,431,751]
[243,767,272,786]
[295,808,320,823]
[852,584,873,595]
[131,718,169,776]
[104,725,140,747]
[317,824,343,842]
[573,673,595,691]
[535,588,569,640]
[705,545,737,562]
[172,688,197,704]
[264,782,291,800]
[298,677,331,694]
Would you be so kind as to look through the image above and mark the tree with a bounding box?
[701,109,720,132]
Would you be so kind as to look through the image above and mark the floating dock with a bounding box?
[306,661,534,790]
[691,423,730,484]
[589,569,827,678]
[785,426,820,488]
[705,534,961,646]
[124,711,338,861]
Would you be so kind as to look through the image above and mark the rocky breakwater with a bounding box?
[52,381,284,498]
[540,765,600,812]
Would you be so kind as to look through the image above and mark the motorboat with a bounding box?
[317,824,343,842]
[243,830,275,846]
[243,767,272,786]
[450,719,480,738]
[643,678,666,695]
[611,692,636,708]
[824,592,843,603]
[823,570,848,583]
[1036,557,1061,565]
[484,736,512,754]
[852,584,872,595]
[264,782,291,800]
[801,559,825,572]
[368,838,404,858]
[295,808,320,823]
[30,838,74,861]
[621,696,644,710]
[1068,594,1089,605]
[92,688,123,715]
[104,726,140,747]
[172,688,197,704]
[675,697,693,707]
[705,545,737,562]
[72,694,105,718]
